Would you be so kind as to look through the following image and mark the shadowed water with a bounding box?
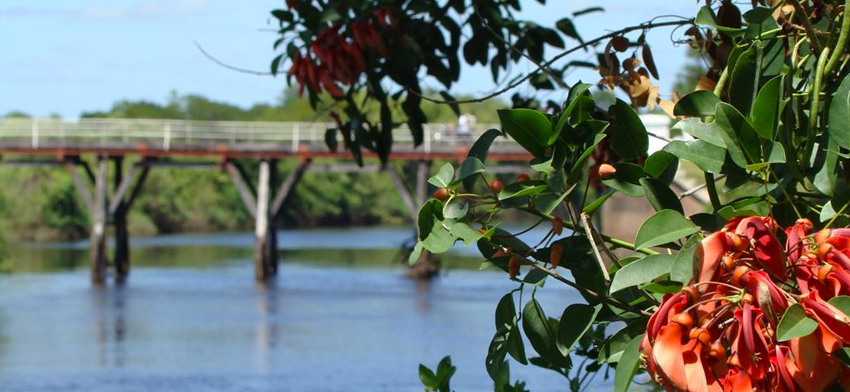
[0,227,621,392]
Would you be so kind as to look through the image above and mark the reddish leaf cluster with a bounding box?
[287,9,394,97]
[642,217,850,392]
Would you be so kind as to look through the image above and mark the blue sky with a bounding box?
[0,0,699,118]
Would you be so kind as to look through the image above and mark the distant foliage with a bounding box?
[41,180,90,239]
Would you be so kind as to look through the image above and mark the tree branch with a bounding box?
[410,18,694,105]
[495,242,653,316]
[194,41,275,76]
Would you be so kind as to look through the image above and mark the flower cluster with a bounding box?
[287,9,395,97]
[642,217,850,392]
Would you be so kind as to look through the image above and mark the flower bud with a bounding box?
[489,179,505,194]
[432,188,450,201]
[550,243,563,269]
[597,164,616,179]
[552,218,564,236]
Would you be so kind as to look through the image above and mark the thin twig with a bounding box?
[678,174,726,199]
[194,41,275,76]
[581,213,610,281]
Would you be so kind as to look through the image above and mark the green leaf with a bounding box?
[599,321,645,364]
[644,150,679,185]
[523,299,565,364]
[830,74,850,149]
[751,75,783,140]
[428,163,454,188]
[498,109,551,156]
[828,296,850,318]
[419,364,438,389]
[635,209,700,249]
[671,118,725,148]
[499,182,549,200]
[418,200,443,240]
[435,356,456,392]
[671,236,699,284]
[443,198,469,219]
[422,220,454,253]
[601,163,646,197]
[557,304,601,352]
[776,304,818,341]
[729,44,758,115]
[495,293,517,329]
[454,157,485,185]
[408,242,424,265]
[612,335,644,392]
[568,130,607,183]
[610,254,676,293]
[445,220,483,245]
[535,185,575,215]
[522,268,549,287]
[813,131,840,197]
[583,189,614,215]
[564,82,593,117]
[324,128,338,151]
[662,140,726,173]
[270,54,284,76]
[674,91,721,117]
[530,156,554,173]
[714,103,761,167]
[468,129,503,163]
[640,178,684,213]
[607,99,649,160]
[555,18,583,44]
[439,91,460,117]
[743,7,781,39]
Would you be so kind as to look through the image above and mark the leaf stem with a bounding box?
[825,0,850,75]
[804,47,831,169]
[787,0,824,55]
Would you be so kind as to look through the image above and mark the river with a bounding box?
[0,227,620,392]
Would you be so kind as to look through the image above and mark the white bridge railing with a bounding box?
[0,118,507,153]
[0,115,672,153]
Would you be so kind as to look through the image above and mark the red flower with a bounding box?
[644,216,850,392]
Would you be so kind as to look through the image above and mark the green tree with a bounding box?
[41,180,89,239]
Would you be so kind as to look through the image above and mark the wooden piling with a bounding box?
[112,157,130,282]
[254,159,274,281]
[90,157,108,284]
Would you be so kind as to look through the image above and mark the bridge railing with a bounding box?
[0,115,673,153]
[0,118,511,152]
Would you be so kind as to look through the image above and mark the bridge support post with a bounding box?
[254,159,275,281]
[112,157,130,282]
[90,157,108,284]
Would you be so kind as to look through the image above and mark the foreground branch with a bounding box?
[411,18,693,105]
[495,243,653,317]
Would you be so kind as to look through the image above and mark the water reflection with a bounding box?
[92,285,129,369]
[0,227,613,392]
[253,282,279,374]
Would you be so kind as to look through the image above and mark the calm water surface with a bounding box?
[0,227,617,391]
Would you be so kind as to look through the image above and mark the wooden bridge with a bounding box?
[0,117,536,284]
